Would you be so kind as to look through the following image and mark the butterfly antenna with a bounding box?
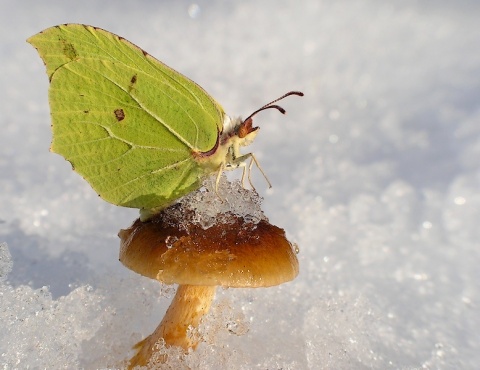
[244,91,304,122]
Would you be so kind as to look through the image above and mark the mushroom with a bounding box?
[119,200,299,368]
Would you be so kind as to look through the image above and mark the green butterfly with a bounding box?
[28,24,302,219]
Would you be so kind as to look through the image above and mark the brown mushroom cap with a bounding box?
[119,210,299,288]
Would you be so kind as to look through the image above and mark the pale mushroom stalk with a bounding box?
[129,285,215,367]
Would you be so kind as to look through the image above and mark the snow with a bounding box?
[1,0,479,368]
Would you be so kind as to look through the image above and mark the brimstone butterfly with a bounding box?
[28,24,303,218]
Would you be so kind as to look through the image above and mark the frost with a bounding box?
[178,175,267,229]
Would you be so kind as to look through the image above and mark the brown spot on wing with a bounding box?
[114,108,125,121]
[58,38,78,60]
[128,74,138,93]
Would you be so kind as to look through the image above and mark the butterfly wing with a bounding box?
[28,24,225,210]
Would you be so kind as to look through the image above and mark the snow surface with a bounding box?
[1,0,479,368]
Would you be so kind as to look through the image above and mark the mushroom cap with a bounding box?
[119,210,299,288]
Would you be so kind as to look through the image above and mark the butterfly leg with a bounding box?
[231,153,272,189]
[248,153,272,189]
[240,161,248,188]
[214,162,226,202]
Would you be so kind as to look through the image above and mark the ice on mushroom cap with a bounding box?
[173,175,268,229]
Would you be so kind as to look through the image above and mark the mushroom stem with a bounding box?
[129,284,216,368]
